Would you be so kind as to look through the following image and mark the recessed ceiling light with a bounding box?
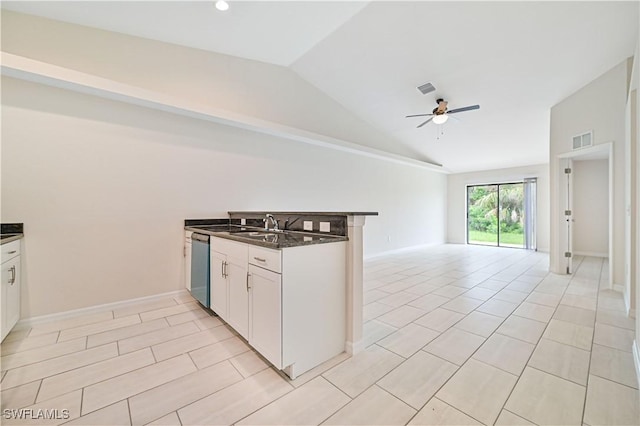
[215,0,229,11]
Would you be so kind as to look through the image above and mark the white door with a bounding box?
[248,265,282,369]
[210,251,228,319]
[227,260,249,339]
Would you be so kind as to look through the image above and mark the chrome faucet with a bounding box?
[264,214,279,231]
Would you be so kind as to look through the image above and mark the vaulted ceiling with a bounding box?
[3,1,638,172]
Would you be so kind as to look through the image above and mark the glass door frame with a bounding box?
[466,181,526,249]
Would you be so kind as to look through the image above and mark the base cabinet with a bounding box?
[209,236,346,379]
[248,264,282,369]
[184,231,192,291]
[209,250,228,318]
[226,261,249,339]
[209,237,249,339]
[1,240,21,342]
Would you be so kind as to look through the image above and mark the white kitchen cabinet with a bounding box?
[226,260,249,339]
[1,239,21,342]
[184,231,192,291]
[209,237,249,339]
[207,235,346,379]
[248,264,282,369]
[248,241,346,378]
[209,250,228,318]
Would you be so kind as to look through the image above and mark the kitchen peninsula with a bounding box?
[185,211,376,378]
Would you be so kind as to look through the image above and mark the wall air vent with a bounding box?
[417,82,436,95]
[572,131,593,150]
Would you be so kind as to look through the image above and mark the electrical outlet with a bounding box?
[240,218,246,225]
[320,222,330,232]
[303,221,313,231]
[387,235,391,242]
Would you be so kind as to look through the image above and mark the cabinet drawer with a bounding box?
[1,240,20,263]
[249,245,281,273]
[211,237,248,263]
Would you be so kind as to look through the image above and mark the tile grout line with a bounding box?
[526,364,588,388]
[126,397,133,426]
[80,387,85,418]
[492,255,585,425]
[32,350,157,406]
[398,252,548,424]
[2,342,122,393]
[581,257,604,425]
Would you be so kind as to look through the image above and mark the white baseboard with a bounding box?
[16,289,189,328]
[573,251,608,258]
[345,339,364,355]
[622,291,636,318]
[633,340,640,389]
[365,243,441,261]
[613,283,625,293]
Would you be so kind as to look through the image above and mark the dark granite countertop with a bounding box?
[228,211,378,216]
[1,234,23,245]
[185,224,348,249]
[1,223,24,245]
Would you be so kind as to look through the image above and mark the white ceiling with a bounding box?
[1,1,368,66]
[2,1,638,173]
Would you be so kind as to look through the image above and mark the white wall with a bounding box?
[572,160,609,257]
[634,20,640,358]
[1,77,447,318]
[550,60,628,286]
[0,10,417,159]
[447,164,550,252]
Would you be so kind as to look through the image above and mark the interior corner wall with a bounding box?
[572,160,609,257]
[550,60,628,287]
[446,164,550,252]
[632,9,639,370]
[1,77,447,318]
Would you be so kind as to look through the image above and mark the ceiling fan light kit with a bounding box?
[215,0,229,11]
[406,97,480,129]
[432,114,448,124]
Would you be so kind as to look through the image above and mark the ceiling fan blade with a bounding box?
[406,113,434,118]
[448,105,480,114]
[417,117,434,128]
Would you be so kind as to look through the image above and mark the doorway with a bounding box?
[556,142,613,284]
[467,180,536,249]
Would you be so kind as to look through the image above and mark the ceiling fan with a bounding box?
[406,98,480,128]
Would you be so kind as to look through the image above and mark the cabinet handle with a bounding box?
[246,272,251,291]
[224,261,228,278]
[9,266,15,285]
[7,251,16,254]
[221,262,225,278]
[253,257,266,263]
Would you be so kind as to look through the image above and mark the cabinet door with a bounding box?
[209,251,228,319]
[185,232,192,291]
[227,260,249,339]
[1,257,20,341]
[249,265,282,369]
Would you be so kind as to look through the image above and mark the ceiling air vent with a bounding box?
[417,82,436,95]
[572,131,593,150]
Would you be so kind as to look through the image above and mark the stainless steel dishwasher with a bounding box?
[190,233,210,307]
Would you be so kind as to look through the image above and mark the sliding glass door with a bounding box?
[467,185,499,246]
[467,180,536,249]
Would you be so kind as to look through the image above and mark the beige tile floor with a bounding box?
[1,245,638,425]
